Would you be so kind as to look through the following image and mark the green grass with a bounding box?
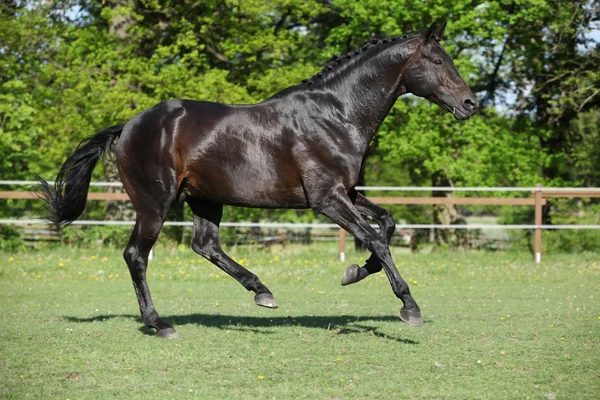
[1,244,599,399]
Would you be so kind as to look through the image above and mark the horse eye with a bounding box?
[433,59,443,65]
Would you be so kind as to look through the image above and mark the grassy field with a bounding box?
[1,244,599,399]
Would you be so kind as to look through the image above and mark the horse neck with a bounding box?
[306,43,414,144]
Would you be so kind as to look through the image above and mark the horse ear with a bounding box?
[433,21,447,42]
[425,20,437,43]
[425,20,446,43]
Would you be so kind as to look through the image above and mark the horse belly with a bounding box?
[175,105,309,208]
[182,155,308,209]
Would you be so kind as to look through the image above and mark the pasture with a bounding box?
[1,245,598,399]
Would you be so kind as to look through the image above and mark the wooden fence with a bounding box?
[2,184,600,263]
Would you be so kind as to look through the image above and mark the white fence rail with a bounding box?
[2,180,597,192]
[2,181,600,263]
[2,219,600,231]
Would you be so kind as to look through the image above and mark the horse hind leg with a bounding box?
[120,166,178,338]
[123,211,179,338]
[187,199,277,308]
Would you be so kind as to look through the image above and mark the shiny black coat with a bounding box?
[38,21,476,337]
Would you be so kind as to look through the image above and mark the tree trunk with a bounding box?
[432,172,459,247]
[107,0,136,39]
[103,0,137,222]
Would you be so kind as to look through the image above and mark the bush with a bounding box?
[60,225,187,248]
[542,199,600,253]
[504,199,600,253]
[0,225,24,251]
[61,226,133,247]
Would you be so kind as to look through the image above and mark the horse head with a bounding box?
[403,21,477,120]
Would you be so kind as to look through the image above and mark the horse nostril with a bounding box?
[463,98,477,112]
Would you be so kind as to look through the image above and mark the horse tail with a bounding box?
[36,124,125,226]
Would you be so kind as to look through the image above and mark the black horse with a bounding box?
[38,21,476,338]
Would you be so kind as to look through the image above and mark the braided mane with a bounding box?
[302,33,418,85]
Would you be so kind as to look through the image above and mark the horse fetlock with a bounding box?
[141,309,164,326]
[146,317,178,338]
[364,255,383,273]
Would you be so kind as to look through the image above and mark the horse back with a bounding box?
[118,99,310,208]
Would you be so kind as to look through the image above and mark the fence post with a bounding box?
[339,228,346,262]
[534,183,543,264]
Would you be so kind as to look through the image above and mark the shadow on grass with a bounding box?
[64,313,424,344]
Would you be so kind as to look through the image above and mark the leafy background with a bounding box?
[1,0,599,247]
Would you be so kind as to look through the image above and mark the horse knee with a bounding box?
[123,245,136,265]
[123,246,147,273]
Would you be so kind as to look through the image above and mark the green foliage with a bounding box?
[0,225,24,251]
[379,104,544,187]
[60,225,186,247]
[543,199,600,253]
[61,226,133,247]
[502,198,600,254]
[566,110,600,186]
[1,1,598,249]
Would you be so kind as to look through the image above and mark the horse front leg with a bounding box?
[314,188,423,327]
[341,192,395,286]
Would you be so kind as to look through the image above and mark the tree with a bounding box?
[2,0,598,249]
[365,0,599,243]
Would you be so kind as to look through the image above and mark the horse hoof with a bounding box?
[254,293,278,309]
[156,327,179,339]
[400,308,424,327]
[341,264,360,286]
